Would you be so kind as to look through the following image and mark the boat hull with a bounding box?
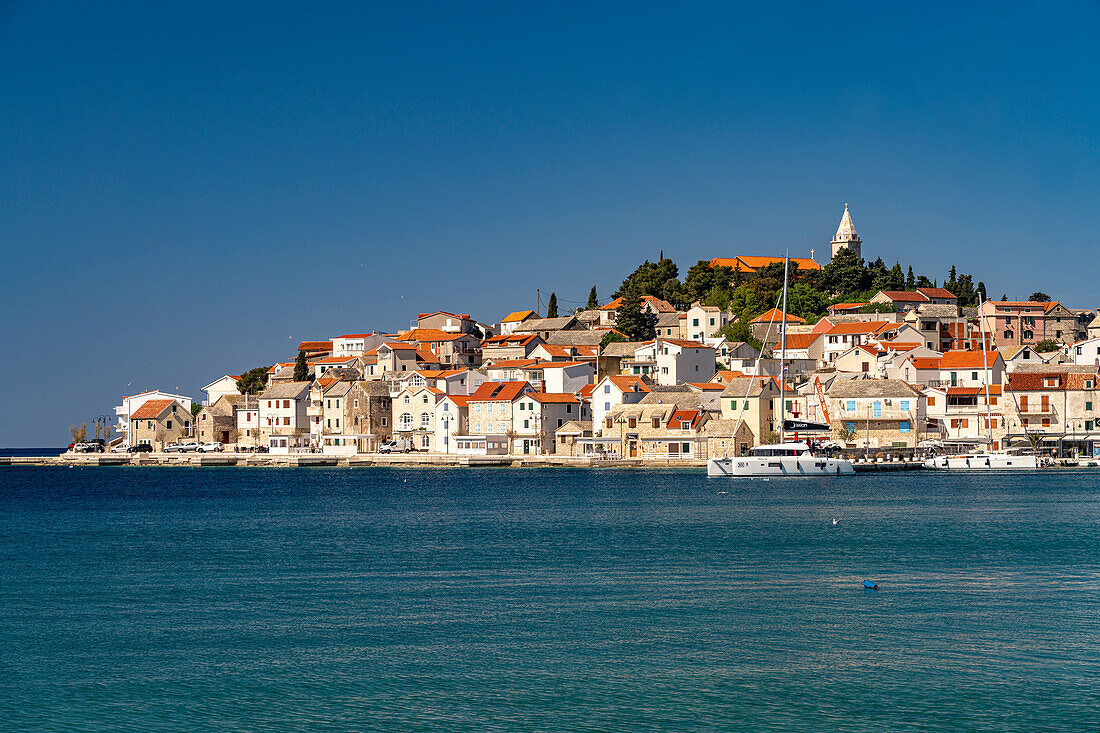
[922,454,1040,470]
[707,455,855,477]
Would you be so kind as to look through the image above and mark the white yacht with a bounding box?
[923,450,1039,470]
[708,442,856,477]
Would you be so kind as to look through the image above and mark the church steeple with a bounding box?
[831,203,862,260]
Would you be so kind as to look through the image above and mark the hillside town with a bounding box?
[107,207,1100,463]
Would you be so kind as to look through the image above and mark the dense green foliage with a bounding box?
[293,350,309,382]
[1034,339,1061,352]
[1030,292,1051,302]
[613,291,656,341]
[586,286,599,310]
[236,367,269,395]
[604,249,988,342]
[546,292,558,318]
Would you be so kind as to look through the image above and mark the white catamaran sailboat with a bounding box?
[923,294,1039,470]
[707,254,855,478]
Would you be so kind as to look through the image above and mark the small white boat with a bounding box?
[922,450,1039,470]
[707,442,855,477]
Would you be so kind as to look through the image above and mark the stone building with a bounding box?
[196,394,241,446]
[130,398,191,450]
[343,380,395,451]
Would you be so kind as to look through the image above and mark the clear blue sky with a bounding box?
[2,2,1097,446]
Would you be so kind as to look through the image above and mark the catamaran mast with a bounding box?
[779,253,790,444]
[978,293,994,447]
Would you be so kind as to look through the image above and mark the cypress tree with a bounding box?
[587,286,599,309]
[293,350,309,382]
[614,291,656,341]
[546,292,558,318]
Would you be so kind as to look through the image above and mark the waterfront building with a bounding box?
[114,389,193,447]
[827,379,925,449]
[1004,365,1100,455]
[130,398,191,450]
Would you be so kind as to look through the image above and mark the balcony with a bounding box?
[306,400,323,418]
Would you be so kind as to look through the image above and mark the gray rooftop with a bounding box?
[260,381,311,399]
[827,379,921,398]
[547,330,606,346]
[514,316,578,332]
[601,341,646,357]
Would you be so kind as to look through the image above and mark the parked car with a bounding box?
[128,443,153,453]
[178,441,202,452]
[163,442,185,453]
[199,441,224,453]
[379,438,415,454]
[110,443,131,453]
[74,441,105,453]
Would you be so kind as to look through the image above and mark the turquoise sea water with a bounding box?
[1,467,1098,732]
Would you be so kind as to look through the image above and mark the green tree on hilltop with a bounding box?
[887,262,905,290]
[1029,291,1051,302]
[906,266,916,289]
[614,257,681,306]
[546,292,558,318]
[821,248,869,296]
[293,350,309,382]
[586,286,599,309]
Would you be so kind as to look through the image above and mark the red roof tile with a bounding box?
[468,381,530,402]
[131,399,176,420]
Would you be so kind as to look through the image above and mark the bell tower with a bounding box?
[831,203,861,260]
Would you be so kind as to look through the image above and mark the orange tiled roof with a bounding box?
[131,399,175,420]
[668,409,703,428]
[779,333,820,349]
[940,350,999,369]
[501,310,536,323]
[297,340,332,352]
[909,357,942,369]
[825,321,894,336]
[605,375,652,393]
[916,287,957,299]
[529,392,580,404]
[468,381,530,402]
[751,308,806,324]
[709,256,822,273]
[397,328,467,342]
[876,290,928,302]
[829,302,867,311]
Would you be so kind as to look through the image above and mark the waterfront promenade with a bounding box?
[6,451,933,471]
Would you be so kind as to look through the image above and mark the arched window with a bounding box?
[398,413,413,431]
[403,395,410,404]
[420,412,431,428]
